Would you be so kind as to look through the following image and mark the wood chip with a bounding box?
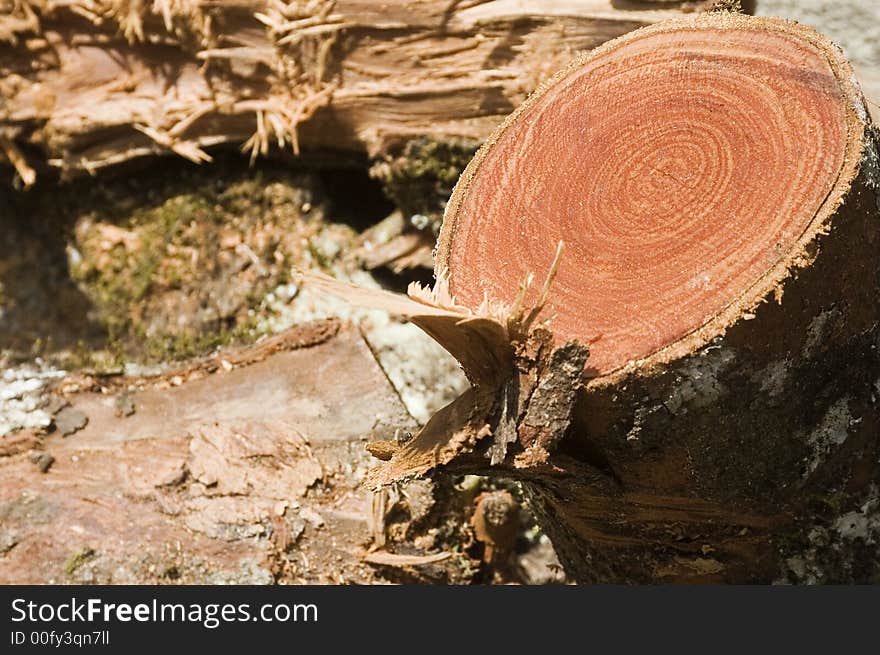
[363,551,451,567]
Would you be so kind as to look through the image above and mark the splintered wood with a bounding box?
[299,242,589,487]
[0,0,719,184]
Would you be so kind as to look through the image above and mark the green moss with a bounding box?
[805,490,848,515]
[63,163,327,365]
[376,138,479,231]
[3,156,371,369]
[63,548,96,575]
[140,320,257,362]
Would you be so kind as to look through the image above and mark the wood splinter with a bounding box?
[302,239,589,486]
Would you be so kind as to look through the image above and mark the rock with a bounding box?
[114,392,136,418]
[54,407,88,436]
[299,507,325,529]
[0,530,19,554]
[30,453,55,473]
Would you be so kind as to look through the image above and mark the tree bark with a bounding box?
[433,14,880,583]
[0,0,718,185]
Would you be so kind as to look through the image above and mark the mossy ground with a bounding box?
[68,169,328,363]
[1,157,363,368]
[372,138,478,233]
[1,143,474,370]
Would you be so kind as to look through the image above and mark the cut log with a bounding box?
[299,13,880,583]
[433,14,880,582]
[0,0,721,184]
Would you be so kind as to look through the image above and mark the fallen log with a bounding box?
[312,13,880,582]
[0,0,720,186]
[0,324,431,584]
